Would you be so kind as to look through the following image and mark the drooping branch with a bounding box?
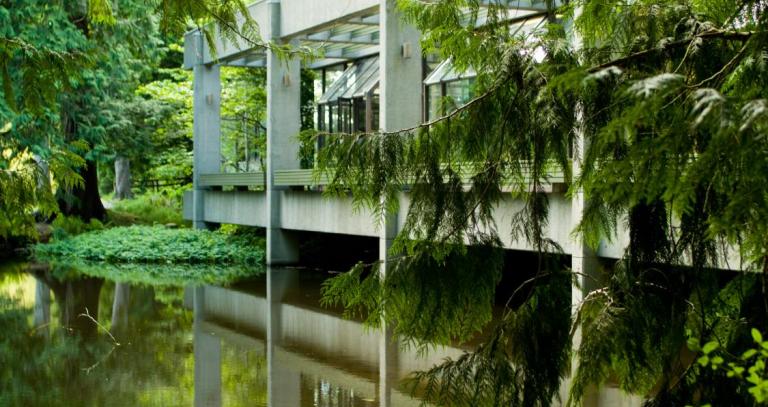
[587,30,757,73]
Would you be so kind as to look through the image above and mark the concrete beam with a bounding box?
[479,0,560,11]
[280,0,379,38]
[307,47,380,69]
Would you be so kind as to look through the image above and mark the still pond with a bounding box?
[0,261,467,406]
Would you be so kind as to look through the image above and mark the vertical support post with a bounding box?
[569,129,600,407]
[378,1,422,405]
[194,286,222,407]
[378,0,422,268]
[266,0,301,264]
[191,30,221,230]
[565,10,602,406]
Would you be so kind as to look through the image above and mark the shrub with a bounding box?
[110,192,185,226]
[34,225,265,265]
[51,215,105,241]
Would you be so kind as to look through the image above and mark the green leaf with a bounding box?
[752,329,763,344]
[703,341,719,354]
[743,349,758,359]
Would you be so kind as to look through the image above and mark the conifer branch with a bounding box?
[587,29,757,73]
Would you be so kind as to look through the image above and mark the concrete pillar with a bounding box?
[378,0,422,264]
[377,3,421,406]
[191,30,221,230]
[569,155,600,407]
[266,267,301,406]
[265,0,301,264]
[194,286,222,407]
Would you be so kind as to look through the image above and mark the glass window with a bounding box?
[445,78,474,109]
[426,84,443,121]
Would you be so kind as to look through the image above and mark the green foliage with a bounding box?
[316,0,768,405]
[297,129,317,169]
[693,328,768,404]
[56,261,262,286]
[0,294,89,406]
[110,192,185,226]
[0,0,274,236]
[51,214,105,241]
[409,270,572,406]
[34,225,265,265]
[323,241,504,347]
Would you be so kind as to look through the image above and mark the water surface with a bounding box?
[0,262,464,406]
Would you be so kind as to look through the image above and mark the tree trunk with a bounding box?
[111,283,131,333]
[56,4,105,222]
[58,158,107,221]
[114,156,133,200]
[34,278,51,338]
[49,277,104,339]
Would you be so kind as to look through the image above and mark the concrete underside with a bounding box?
[183,189,629,258]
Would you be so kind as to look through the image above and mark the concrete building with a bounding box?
[182,1,646,406]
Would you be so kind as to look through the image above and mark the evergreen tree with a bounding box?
[318,0,768,404]
[0,0,270,236]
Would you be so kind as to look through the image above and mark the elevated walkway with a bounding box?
[183,169,628,258]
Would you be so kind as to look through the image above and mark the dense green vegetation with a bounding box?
[35,225,264,265]
[0,0,273,239]
[316,0,768,405]
[109,192,186,226]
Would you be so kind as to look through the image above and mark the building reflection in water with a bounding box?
[193,267,464,407]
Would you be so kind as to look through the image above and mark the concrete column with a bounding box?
[378,0,422,264]
[378,3,421,406]
[191,30,221,230]
[265,0,301,264]
[266,267,301,406]
[194,286,222,407]
[569,151,600,407]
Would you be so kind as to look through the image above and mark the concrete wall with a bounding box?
[188,190,268,227]
[279,190,378,237]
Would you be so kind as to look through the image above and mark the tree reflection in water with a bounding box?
[0,262,197,406]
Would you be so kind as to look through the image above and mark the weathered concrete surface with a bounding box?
[191,54,221,230]
[279,190,378,237]
[182,189,631,256]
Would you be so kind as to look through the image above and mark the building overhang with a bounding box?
[183,0,561,70]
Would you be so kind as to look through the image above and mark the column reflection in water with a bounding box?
[193,266,459,406]
[194,285,222,407]
[267,267,301,406]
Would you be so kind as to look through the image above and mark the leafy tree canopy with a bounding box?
[0,0,266,238]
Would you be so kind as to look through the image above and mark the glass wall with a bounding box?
[316,57,380,135]
[423,58,476,121]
